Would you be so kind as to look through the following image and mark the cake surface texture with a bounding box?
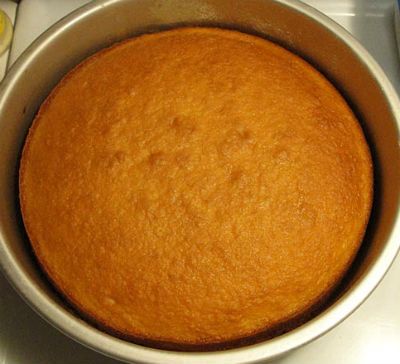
[19,27,373,349]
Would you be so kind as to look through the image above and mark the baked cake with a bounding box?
[19,27,373,350]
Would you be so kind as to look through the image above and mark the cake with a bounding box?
[19,27,373,350]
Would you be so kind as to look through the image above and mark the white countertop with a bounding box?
[1,1,399,363]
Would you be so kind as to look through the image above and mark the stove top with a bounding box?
[0,1,399,363]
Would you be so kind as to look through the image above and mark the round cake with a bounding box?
[19,27,373,350]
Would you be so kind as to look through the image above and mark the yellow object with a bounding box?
[0,9,13,56]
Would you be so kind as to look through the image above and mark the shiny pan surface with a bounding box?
[0,1,399,363]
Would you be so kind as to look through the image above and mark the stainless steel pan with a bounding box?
[0,1,399,363]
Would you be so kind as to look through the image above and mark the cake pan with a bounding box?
[0,0,400,363]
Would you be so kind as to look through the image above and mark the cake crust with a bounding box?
[19,27,373,349]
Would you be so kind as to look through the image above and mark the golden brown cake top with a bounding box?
[19,27,372,349]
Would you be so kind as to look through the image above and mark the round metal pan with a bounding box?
[0,0,399,363]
